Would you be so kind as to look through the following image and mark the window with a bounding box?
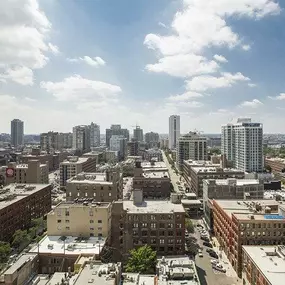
[109,193,112,197]
[93,193,96,197]
[150,215,156,220]
[151,223,156,229]
[177,239,181,244]
[98,227,102,231]
[167,223,173,229]
[57,219,61,223]
[98,233,102,237]
[142,231,148,236]
[69,192,72,197]
[57,210,61,216]
[168,231,174,236]
[160,239,165,244]
[169,239,174,244]
[133,223,138,228]
[101,186,103,190]
[177,224,182,228]
[90,220,94,223]
[57,225,62,230]
[159,223,165,228]
[90,227,94,231]
[66,226,70,230]
[65,220,69,223]
[142,223,147,228]
[77,193,80,197]
[85,192,88,197]
[98,220,102,223]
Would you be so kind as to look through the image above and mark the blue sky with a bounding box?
[0,0,285,134]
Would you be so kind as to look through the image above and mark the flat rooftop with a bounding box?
[15,163,47,168]
[123,200,185,214]
[74,262,120,285]
[122,273,155,285]
[29,235,106,255]
[61,157,91,165]
[242,245,285,285]
[215,199,280,217]
[142,171,169,178]
[66,172,113,185]
[0,184,51,210]
[4,253,38,275]
[52,201,111,209]
[192,167,244,174]
[206,179,260,186]
[141,161,167,170]
[234,212,285,221]
[184,160,219,167]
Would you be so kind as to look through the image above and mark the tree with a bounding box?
[125,245,157,274]
[185,218,194,233]
[0,242,11,263]
[12,229,31,250]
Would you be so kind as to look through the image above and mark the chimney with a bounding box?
[133,189,143,205]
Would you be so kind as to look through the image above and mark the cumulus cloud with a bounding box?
[48,43,60,55]
[240,99,263,108]
[186,72,250,91]
[168,91,204,102]
[0,0,55,84]
[242,44,251,51]
[67,56,106,67]
[268,93,285,100]
[213,54,228,63]
[0,66,34,86]
[40,75,122,104]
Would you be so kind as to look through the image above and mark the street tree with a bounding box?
[125,245,157,274]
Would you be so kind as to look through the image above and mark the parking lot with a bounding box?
[190,219,242,285]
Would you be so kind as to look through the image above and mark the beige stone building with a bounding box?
[59,156,96,187]
[6,160,49,185]
[47,201,112,238]
[66,170,123,202]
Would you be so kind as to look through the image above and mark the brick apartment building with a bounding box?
[265,157,285,173]
[0,184,51,241]
[59,156,96,187]
[111,189,185,259]
[183,160,245,197]
[66,170,123,202]
[5,160,49,185]
[213,199,285,277]
[133,161,171,198]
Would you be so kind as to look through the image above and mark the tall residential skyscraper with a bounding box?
[72,125,90,152]
[110,135,127,161]
[176,132,207,170]
[11,119,24,147]
[133,126,144,142]
[221,118,263,173]
[145,132,159,148]
[105,124,129,147]
[90,122,100,148]
[169,115,180,149]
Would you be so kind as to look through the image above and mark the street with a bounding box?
[192,219,241,285]
[162,150,182,192]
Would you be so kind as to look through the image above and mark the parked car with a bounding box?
[196,224,203,228]
[210,259,219,265]
[203,242,213,248]
[206,248,215,254]
[198,249,203,257]
[201,236,210,242]
[209,252,219,259]
[212,264,226,273]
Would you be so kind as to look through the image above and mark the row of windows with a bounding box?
[57,219,102,223]
[133,223,182,228]
[128,214,181,221]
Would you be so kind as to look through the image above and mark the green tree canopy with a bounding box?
[0,242,11,263]
[125,245,157,274]
[12,229,31,250]
[185,218,194,233]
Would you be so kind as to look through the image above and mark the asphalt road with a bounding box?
[192,219,241,285]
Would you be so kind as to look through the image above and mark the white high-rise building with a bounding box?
[72,125,90,152]
[169,115,180,149]
[176,132,207,170]
[90,122,100,148]
[110,135,127,161]
[221,118,263,173]
[11,119,24,147]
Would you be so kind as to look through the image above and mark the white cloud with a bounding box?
[242,44,251,51]
[146,54,219,77]
[168,91,204,102]
[40,75,122,103]
[240,99,263,108]
[48,43,60,55]
[186,72,250,91]
[67,56,106,67]
[158,22,167,28]
[144,0,279,77]
[248,83,257,87]
[213,54,228,63]
[268,93,285,100]
[0,66,34,85]
[25,97,36,102]
[0,0,53,85]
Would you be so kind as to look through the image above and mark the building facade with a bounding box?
[110,135,127,161]
[11,119,24,147]
[145,132,159,148]
[90,122,100,148]
[221,118,263,172]
[213,199,285,277]
[47,201,112,238]
[59,156,96,187]
[66,171,123,202]
[105,125,129,147]
[111,190,185,259]
[127,139,139,157]
[6,160,49,185]
[169,115,180,150]
[133,126,144,142]
[0,184,51,241]
[177,132,208,171]
[72,125,91,153]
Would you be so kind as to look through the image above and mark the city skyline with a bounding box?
[1,1,285,134]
